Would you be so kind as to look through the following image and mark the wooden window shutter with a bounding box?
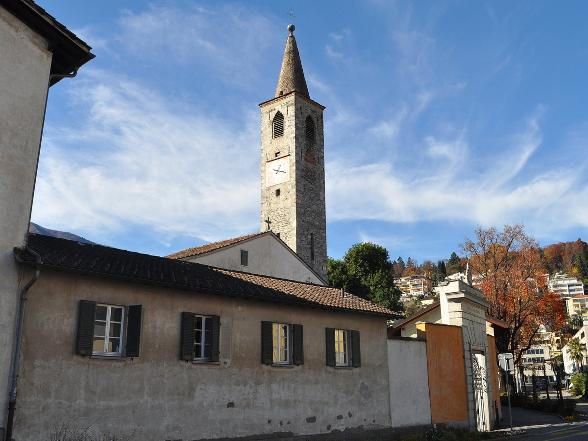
[76,300,96,356]
[325,327,335,367]
[261,321,273,365]
[210,315,221,362]
[292,324,304,365]
[180,312,195,361]
[351,330,361,368]
[125,305,142,358]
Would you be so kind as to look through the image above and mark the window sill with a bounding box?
[90,354,125,361]
[192,360,220,366]
[334,366,354,370]
[271,363,296,369]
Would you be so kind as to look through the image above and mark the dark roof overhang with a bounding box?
[2,0,95,85]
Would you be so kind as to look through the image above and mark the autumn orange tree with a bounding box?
[462,225,566,364]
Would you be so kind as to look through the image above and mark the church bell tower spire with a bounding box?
[259,25,328,281]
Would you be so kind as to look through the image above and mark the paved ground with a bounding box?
[494,403,588,440]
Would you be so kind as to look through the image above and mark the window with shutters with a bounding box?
[272,111,284,138]
[240,249,249,266]
[194,315,214,361]
[334,329,350,367]
[272,322,290,364]
[93,304,124,356]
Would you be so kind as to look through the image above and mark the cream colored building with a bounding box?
[566,295,588,317]
[168,231,325,285]
[395,275,431,299]
[0,1,93,438]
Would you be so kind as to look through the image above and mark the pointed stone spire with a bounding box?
[275,24,310,99]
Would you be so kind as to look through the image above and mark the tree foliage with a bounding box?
[328,243,402,312]
[462,225,566,363]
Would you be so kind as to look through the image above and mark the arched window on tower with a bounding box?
[305,116,315,145]
[272,112,284,138]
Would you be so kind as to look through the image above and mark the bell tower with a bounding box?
[259,24,327,281]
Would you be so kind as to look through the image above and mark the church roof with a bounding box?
[274,25,309,99]
[16,234,395,318]
[167,232,265,259]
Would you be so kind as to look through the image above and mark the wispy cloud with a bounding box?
[33,70,259,242]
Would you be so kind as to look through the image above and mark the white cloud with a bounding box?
[116,4,278,87]
[326,112,588,237]
[33,71,260,242]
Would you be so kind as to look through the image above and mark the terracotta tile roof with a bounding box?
[16,234,395,318]
[167,233,265,259]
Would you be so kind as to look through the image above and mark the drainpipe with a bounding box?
[3,67,77,441]
[5,248,41,441]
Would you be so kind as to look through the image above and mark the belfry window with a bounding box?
[272,112,284,138]
[310,233,315,262]
[305,116,315,145]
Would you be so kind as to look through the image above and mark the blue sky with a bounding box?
[32,0,588,263]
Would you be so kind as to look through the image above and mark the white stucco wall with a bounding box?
[186,234,324,284]
[0,6,52,433]
[387,338,431,427]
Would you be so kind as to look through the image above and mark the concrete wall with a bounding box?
[0,6,52,434]
[14,270,391,440]
[422,323,469,427]
[387,338,431,428]
[185,234,323,285]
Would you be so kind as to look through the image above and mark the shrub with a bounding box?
[570,372,587,396]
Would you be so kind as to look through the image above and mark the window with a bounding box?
[305,115,315,145]
[334,329,350,367]
[261,321,303,366]
[272,322,290,364]
[180,313,220,362]
[326,328,360,368]
[272,112,284,138]
[240,249,249,266]
[275,188,281,197]
[194,315,213,361]
[310,233,315,262]
[93,304,124,356]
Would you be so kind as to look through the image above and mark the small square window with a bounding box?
[272,322,291,364]
[93,304,125,356]
[240,249,248,266]
[275,189,281,197]
[335,329,351,367]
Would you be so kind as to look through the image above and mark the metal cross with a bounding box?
[264,217,272,231]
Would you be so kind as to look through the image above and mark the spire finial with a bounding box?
[287,24,295,35]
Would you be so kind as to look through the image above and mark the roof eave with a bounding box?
[2,0,95,85]
[258,91,325,110]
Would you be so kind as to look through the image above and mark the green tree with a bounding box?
[568,337,585,370]
[446,251,463,275]
[328,243,402,312]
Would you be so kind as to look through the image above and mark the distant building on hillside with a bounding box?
[548,273,584,299]
[563,319,588,374]
[566,294,588,317]
[395,274,431,299]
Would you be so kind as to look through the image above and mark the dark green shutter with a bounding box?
[351,330,361,367]
[325,327,335,367]
[180,312,195,361]
[76,300,96,356]
[292,324,304,365]
[261,321,273,365]
[125,305,142,358]
[210,315,221,362]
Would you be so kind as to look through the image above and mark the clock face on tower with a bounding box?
[265,156,290,187]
